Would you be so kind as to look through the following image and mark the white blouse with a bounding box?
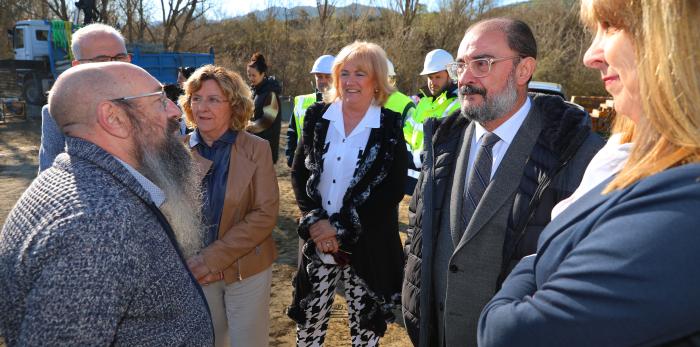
[550,133,633,220]
[317,101,381,263]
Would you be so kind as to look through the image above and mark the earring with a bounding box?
[374,89,379,93]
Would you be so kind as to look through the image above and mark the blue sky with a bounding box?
[216,0,522,18]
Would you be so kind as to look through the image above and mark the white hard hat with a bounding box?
[387,59,396,77]
[310,55,335,74]
[420,49,454,75]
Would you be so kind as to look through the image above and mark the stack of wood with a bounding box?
[590,99,615,135]
[570,95,615,137]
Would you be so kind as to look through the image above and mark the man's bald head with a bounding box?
[48,62,154,133]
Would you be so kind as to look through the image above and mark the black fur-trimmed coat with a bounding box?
[288,102,408,336]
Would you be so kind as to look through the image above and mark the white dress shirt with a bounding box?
[317,100,381,263]
[466,97,531,181]
[550,133,632,220]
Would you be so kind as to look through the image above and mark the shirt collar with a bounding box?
[189,129,236,148]
[323,100,381,136]
[474,96,531,146]
[115,157,166,207]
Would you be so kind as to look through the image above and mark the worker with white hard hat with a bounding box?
[384,59,415,123]
[309,54,334,92]
[285,54,335,167]
[403,48,461,194]
[387,59,397,79]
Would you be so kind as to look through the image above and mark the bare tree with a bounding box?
[342,1,376,42]
[158,0,211,51]
[431,0,493,49]
[118,0,150,42]
[47,0,70,20]
[5,0,50,19]
[135,0,149,41]
[316,0,336,41]
[393,0,420,35]
[120,0,136,41]
[98,0,112,23]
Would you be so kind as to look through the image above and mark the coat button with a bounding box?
[449,264,458,273]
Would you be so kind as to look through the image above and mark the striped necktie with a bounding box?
[462,132,500,229]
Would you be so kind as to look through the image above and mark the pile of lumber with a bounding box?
[570,95,615,136]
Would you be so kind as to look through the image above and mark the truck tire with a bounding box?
[23,78,46,105]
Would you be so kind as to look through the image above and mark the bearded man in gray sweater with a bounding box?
[0,62,213,346]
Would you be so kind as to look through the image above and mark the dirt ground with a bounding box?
[0,115,412,347]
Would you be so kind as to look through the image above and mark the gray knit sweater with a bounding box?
[0,137,213,346]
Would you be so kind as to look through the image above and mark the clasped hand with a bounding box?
[310,219,338,254]
[186,254,223,286]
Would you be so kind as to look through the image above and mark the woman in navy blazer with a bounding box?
[478,1,700,346]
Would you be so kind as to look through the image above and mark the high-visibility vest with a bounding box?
[403,89,460,177]
[293,93,317,142]
[385,91,415,122]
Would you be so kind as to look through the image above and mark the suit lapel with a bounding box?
[456,109,543,251]
[449,122,474,246]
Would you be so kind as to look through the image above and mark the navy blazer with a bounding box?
[478,163,700,347]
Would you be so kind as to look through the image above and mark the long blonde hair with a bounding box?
[611,113,635,144]
[581,0,700,193]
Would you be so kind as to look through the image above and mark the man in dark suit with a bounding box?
[401,17,604,347]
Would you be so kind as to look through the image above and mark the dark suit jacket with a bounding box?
[479,163,700,347]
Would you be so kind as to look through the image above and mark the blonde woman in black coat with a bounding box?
[288,41,407,347]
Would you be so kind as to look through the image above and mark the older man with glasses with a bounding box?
[401,17,604,347]
[1,61,213,346]
[38,23,132,173]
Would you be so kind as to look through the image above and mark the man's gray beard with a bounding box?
[131,112,205,259]
[459,70,518,124]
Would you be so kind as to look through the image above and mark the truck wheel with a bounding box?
[23,78,46,105]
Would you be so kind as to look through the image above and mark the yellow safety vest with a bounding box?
[293,93,317,141]
[403,89,460,177]
[385,91,415,121]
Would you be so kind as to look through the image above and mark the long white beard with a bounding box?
[134,117,205,259]
[159,179,204,259]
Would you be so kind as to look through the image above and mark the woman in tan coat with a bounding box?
[181,64,279,347]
